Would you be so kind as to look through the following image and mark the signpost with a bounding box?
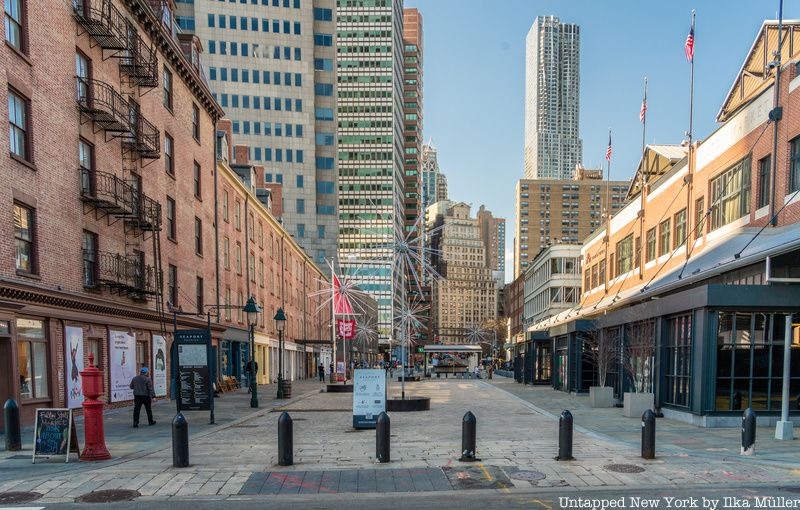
[175,329,213,421]
[352,369,387,429]
[32,408,78,463]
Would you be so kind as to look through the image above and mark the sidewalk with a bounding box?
[0,378,327,483]
[488,375,800,466]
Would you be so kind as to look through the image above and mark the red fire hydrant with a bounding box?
[79,353,111,461]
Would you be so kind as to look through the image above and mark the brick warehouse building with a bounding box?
[0,0,329,428]
[526,22,800,426]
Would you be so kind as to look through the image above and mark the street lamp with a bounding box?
[243,296,262,408]
[274,307,287,399]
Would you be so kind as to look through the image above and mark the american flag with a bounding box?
[640,96,647,123]
[685,25,695,62]
[605,133,612,162]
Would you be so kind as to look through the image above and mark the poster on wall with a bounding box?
[109,330,136,402]
[64,327,84,409]
[152,335,167,397]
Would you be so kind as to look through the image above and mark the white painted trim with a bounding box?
[790,74,800,94]
[784,191,800,207]
[705,214,750,244]
[644,260,656,270]
[754,205,770,219]
[647,165,687,202]
[609,202,640,235]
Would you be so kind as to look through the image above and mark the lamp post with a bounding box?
[243,296,262,408]
[274,307,287,399]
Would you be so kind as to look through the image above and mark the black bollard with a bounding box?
[278,411,293,466]
[459,411,477,461]
[376,411,390,463]
[641,409,656,459]
[3,399,21,451]
[556,410,574,461]
[172,412,189,468]
[741,407,756,456]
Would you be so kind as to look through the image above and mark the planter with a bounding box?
[386,396,431,412]
[589,386,614,408]
[623,392,653,418]
[326,384,353,393]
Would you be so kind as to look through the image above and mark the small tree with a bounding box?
[582,322,620,388]
[624,320,656,393]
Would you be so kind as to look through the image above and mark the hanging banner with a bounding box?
[109,330,136,402]
[152,335,167,397]
[65,326,84,409]
[337,319,355,339]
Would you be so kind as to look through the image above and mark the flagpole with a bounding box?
[329,259,336,383]
[606,128,611,227]
[641,77,648,158]
[688,10,696,156]
[639,77,647,278]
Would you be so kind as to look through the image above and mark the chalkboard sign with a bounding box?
[32,408,75,464]
[176,329,212,412]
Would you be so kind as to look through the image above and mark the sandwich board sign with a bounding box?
[32,408,78,463]
[352,369,386,429]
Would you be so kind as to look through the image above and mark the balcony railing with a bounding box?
[123,113,160,159]
[119,30,158,88]
[71,0,127,51]
[93,250,160,297]
[79,168,162,231]
[77,78,131,133]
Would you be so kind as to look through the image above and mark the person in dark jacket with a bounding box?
[130,367,156,428]
[318,362,325,382]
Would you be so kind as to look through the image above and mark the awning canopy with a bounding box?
[422,344,483,353]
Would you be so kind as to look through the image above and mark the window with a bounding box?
[313,33,332,46]
[235,201,241,229]
[75,51,90,102]
[8,89,29,161]
[757,156,771,209]
[259,259,264,287]
[192,104,200,141]
[86,337,102,369]
[223,236,230,269]
[222,190,229,222]
[248,252,255,281]
[294,21,300,34]
[135,339,147,373]
[78,139,93,194]
[598,259,606,286]
[315,107,333,121]
[296,175,303,188]
[258,223,264,247]
[166,197,176,240]
[196,277,204,313]
[82,230,97,288]
[13,203,34,273]
[164,133,174,175]
[658,219,671,257]
[634,236,641,269]
[710,156,751,230]
[163,67,173,110]
[314,58,333,71]
[249,213,255,241]
[313,7,332,21]
[584,269,590,291]
[296,198,305,214]
[236,242,242,274]
[168,264,178,307]
[4,0,24,52]
[646,227,656,262]
[664,314,692,407]
[616,234,633,275]
[224,287,231,321]
[297,223,305,238]
[673,209,687,249]
[193,162,201,198]
[194,217,203,255]
[17,318,48,400]
[791,137,800,193]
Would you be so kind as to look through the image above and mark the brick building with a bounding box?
[527,21,800,424]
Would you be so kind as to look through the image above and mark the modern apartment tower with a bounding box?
[179,0,339,271]
[403,8,423,237]
[524,16,582,180]
[336,0,406,344]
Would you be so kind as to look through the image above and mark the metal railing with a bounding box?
[71,0,127,51]
[94,250,160,295]
[123,113,161,159]
[119,29,158,88]
[79,168,162,229]
[76,78,131,132]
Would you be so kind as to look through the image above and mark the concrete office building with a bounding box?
[336,0,406,344]
[178,0,339,271]
[523,244,582,329]
[524,15,582,180]
[429,202,497,344]
[421,141,442,210]
[477,205,506,279]
[513,171,628,277]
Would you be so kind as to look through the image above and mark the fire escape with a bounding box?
[73,0,166,325]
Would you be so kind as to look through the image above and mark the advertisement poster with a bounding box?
[352,369,387,429]
[152,335,167,397]
[64,327,84,409]
[109,330,136,402]
[175,329,212,412]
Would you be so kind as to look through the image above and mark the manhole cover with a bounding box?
[76,489,141,503]
[604,464,645,473]
[510,470,546,481]
[0,492,42,504]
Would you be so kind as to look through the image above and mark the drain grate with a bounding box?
[604,464,645,473]
[510,470,546,481]
[75,489,141,504]
[230,424,259,428]
[0,491,42,504]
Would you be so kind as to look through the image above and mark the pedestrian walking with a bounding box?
[318,362,325,382]
[129,367,156,428]
[245,360,258,392]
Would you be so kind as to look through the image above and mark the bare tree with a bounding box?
[582,322,620,388]
[624,319,656,393]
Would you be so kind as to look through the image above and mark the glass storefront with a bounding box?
[715,312,800,411]
[664,314,692,408]
[17,318,48,400]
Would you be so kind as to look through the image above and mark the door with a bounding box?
[0,336,13,432]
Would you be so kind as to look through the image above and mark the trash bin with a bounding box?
[282,379,292,398]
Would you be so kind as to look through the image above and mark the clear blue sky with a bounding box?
[405,0,796,281]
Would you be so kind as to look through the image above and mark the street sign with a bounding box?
[175,329,212,412]
[352,369,386,429]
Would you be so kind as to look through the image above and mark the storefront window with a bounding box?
[17,318,48,399]
[136,339,147,372]
[87,337,102,368]
[664,314,692,408]
[716,312,800,411]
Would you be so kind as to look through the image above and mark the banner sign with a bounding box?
[337,319,355,339]
[152,335,167,397]
[176,329,212,411]
[65,326,84,409]
[352,369,386,429]
[109,330,136,402]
